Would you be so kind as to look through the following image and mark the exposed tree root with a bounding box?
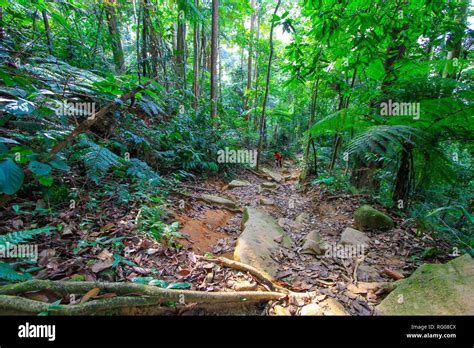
[199,256,289,293]
[0,280,285,315]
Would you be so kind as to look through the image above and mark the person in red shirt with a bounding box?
[274,152,283,168]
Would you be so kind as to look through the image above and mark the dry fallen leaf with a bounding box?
[97,249,113,261]
[80,287,101,304]
[91,260,113,273]
[383,268,405,280]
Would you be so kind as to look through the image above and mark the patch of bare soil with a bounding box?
[176,209,234,255]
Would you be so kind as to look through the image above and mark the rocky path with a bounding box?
[169,161,440,315]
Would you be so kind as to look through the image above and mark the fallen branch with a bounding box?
[0,280,285,315]
[47,76,160,160]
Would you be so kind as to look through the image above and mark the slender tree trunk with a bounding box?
[136,5,141,82]
[91,7,104,69]
[252,10,261,129]
[304,78,320,176]
[42,10,54,55]
[393,143,414,208]
[210,0,219,118]
[176,10,186,88]
[192,0,200,109]
[142,2,148,77]
[218,35,223,104]
[256,0,281,170]
[244,0,256,114]
[105,1,125,74]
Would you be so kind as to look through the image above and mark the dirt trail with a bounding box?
[171,161,426,315]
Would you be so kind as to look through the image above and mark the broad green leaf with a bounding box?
[28,161,52,176]
[0,159,24,195]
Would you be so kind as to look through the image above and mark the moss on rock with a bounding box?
[354,205,394,231]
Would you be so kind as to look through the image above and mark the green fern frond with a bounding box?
[346,125,424,158]
[310,107,371,136]
[76,137,122,183]
[126,158,161,185]
[0,226,53,247]
[0,262,32,282]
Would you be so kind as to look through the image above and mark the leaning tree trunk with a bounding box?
[105,0,125,74]
[42,10,54,55]
[210,0,219,118]
[256,0,282,170]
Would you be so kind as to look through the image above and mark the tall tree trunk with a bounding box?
[142,2,148,77]
[210,0,219,118]
[105,1,125,74]
[252,9,261,129]
[176,10,186,88]
[244,0,256,114]
[144,0,159,78]
[192,0,200,109]
[256,0,281,170]
[42,10,54,55]
[136,5,141,82]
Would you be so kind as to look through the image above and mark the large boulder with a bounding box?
[234,207,292,279]
[261,167,283,182]
[354,205,394,231]
[376,254,474,315]
[200,194,238,209]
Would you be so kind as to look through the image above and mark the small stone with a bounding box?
[357,265,383,282]
[273,305,291,316]
[340,227,370,249]
[259,198,275,205]
[320,298,350,316]
[228,179,251,188]
[205,272,214,283]
[300,303,323,316]
[295,212,309,224]
[301,230,328,256]
[261,182,277,189]
[200,194,238,209]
